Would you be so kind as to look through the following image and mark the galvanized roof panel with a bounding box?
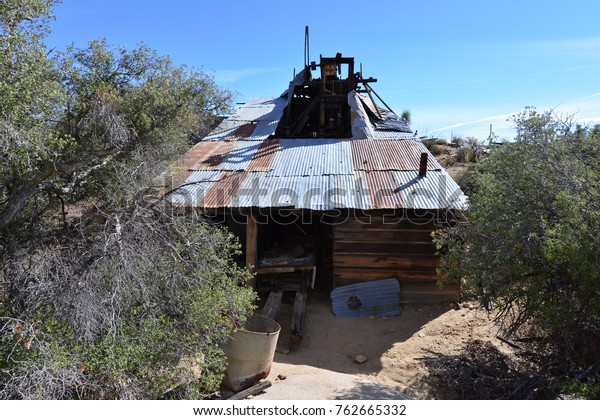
[331,278,401,318]
[270,139,354,176]
[204,97,286,141]
[393,170,466,209]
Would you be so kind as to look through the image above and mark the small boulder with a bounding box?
[355,354,368,364]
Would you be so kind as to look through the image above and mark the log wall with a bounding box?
[332,216,458,303]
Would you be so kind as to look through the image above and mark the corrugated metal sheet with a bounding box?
[364,171,406,209]
[217,140,263,171]
[178,141,223,169]
[330,278,401,318]
[247,138,279,172]
[204,97,286,141]
[271,139,354,176]
[351,139,441,171]
[191,141,234,170]
[169,170,221,205]
[202,171,247,208]
[393,170,466,209]
[170,95,467,211]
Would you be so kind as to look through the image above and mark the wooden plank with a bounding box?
[333,241,436,255]
[290,292,307,344]
[333,229,434,243]
[332,253,439,269]
[333,267,438,280]
[227,380,272,400]
[334,217,438,230]
[255,267,295,274]
[245,215,258,286]
[260,290,283,321]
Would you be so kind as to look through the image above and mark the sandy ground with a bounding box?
[246,290,503,400]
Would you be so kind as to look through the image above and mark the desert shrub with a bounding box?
[435,108,600,366]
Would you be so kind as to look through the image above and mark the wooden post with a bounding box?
[246,214,258,288]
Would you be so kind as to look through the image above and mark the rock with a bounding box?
[355,355,368,364]
[277,374,287,380]
[468,303,475,310]
[276,349,290,355]
[418,332,426,338]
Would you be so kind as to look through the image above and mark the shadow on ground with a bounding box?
[260,289,452,377]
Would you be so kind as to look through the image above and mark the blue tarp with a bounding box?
[330,278,401,318]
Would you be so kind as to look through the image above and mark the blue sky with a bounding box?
[46,0,600,141]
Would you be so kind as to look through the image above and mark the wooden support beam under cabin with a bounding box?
[290,292,307,344]
[245,215,258,288]
[261,290,283,321]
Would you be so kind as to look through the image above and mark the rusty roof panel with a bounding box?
[202,172,248,208]
[192,141,234,170]
[351,139,441,171]
[247,138,280,172]
[364,171,406,209]
[178,141,223,169]
[169,170,221,206]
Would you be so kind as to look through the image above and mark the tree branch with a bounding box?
[0,148,118,230]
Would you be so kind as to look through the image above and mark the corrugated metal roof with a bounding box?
[169,93,467,211]
[271,139,354,176]
[394,170,466,210]
[204,97,286,141]
[169,170,221,206]
[331,278,401,318]
[247,138,279,172]
[364,171,406,209]
[351,139,441,171]
[202,171,247,208]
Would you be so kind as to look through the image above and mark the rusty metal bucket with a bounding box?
[222,313,281,392]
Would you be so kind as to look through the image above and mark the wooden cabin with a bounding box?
[168,54,466,333]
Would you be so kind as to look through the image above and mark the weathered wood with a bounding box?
[255,267,295,274]
[290,292,307,343]
[245,215,258,288]
[227,380,272,400]
[330,215,455,303]
[335,217,438,230]
[333,253,439,269]
[333,267,437,280]
[333,241,436,255]
[333,229,433,243]
[261,290,283,321]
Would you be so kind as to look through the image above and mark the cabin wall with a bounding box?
[332,216,458,303]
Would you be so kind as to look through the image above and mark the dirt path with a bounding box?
[251,291,503,400]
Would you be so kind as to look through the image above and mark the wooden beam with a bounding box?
[246,215,258,288]
[290,292,307,344]
[227,380,271,400]
[261,290,283,321]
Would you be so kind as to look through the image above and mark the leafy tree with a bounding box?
[435,108,600,363]
[0,0,254,399]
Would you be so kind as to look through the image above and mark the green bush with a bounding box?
[435,108,600,365]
